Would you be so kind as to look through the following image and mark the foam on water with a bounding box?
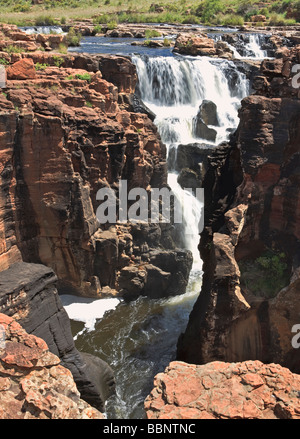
[60,295,120,337]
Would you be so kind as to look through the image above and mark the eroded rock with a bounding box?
[0,313,104,419]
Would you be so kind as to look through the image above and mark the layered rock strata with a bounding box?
[0,312,104,419]
[177,46,300,373]
[0,53,192,299]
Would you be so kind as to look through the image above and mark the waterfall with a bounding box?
[132,54,249,271]
[246,34,268,59]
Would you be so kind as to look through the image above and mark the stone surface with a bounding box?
[0,313,104,419]
[6,58,36,80]
[177,47,300,372]
[0,52,191,300]
[0,262,115,412]
[145,360,300,419]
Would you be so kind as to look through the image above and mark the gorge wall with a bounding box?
[0,24,193,413]
[177,46,300,373]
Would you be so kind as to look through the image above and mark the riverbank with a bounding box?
[1,0,300,29]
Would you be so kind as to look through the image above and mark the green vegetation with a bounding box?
[85,100,93,107]
[4,45,25,54]
[144,29,161,38]
[52,55,64,67]
[0,58,9,65]
[93,24,103,34]
[66,26,82,46]
[35,62,50,70]
[0,0,299,27]
[75,72,92,82]
[240,249,290,298]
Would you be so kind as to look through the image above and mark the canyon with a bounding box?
[0,22,300,419]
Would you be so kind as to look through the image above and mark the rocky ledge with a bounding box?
[0,313,104,419]
[0,262,115,412]
[145,360,300,419]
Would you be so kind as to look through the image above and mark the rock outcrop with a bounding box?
[173,32,234,60]
[0,262,115,412]
[145,360,300,419]
[0,52,192,299]
[177,46,300,373]
[0,313,104,419]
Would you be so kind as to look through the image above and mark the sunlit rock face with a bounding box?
[177,46,300,373]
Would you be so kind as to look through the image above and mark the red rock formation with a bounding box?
[173,32,234,59]
[6,58,36,80]
[0,313,104,419]
[0,52,191,299]
[145,360,300,419]
[177,46,300,373]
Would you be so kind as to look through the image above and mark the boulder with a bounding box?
[197,100,219,126]
[193,118,217,142]
[173,32,217,57]
[177,168,202,190]
[6,58,36,80]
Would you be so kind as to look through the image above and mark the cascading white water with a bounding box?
[246,34,268,59]
[132,54,249,271]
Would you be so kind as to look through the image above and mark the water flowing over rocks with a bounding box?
[145,360,300,419]
[0,312,104,419]
[177,46,300,374]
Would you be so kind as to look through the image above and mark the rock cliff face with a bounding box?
[0,312,104,419]
[177,46,300,373]
[0,50,191,299]
[145,360,300,419]
[0,262,115,412]
[0,33,193,415]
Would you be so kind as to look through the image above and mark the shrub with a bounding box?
[12,1,31,12]
[240,250,289,298]
[93,14,110,24]
[222,14,244,26]
[5,45,25,54]
[0,58,9,65]
[107,20,118,30]
[195,0,225,23]
[35,62,49,70]
[66,27,82,47]
[34,15,58,26]
[52,55,64,67]
[75,73,92,82]
[93,24,102,34]
[144,29,161,38]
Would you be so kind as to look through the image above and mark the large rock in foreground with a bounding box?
[0,262,115,412]
[0,313,104,419]
[145,360,300,419]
